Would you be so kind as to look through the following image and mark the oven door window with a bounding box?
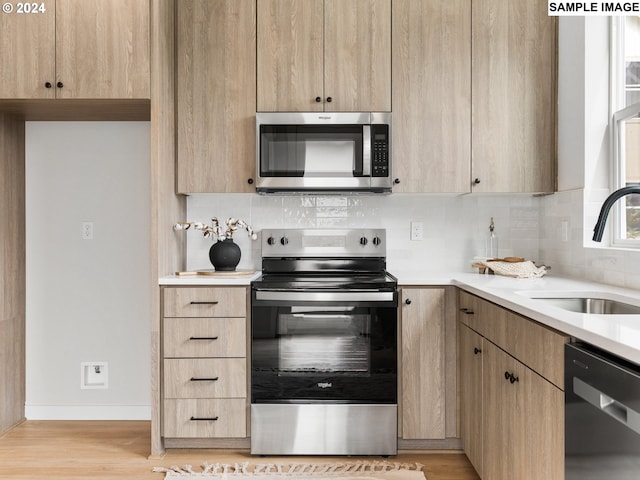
[278,311,369,373]
[252,305,397,404]
[259,125,364,177]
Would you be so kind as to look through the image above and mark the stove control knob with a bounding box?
[372,236,382,246]
[359,236,368,246]
[280,236,289,246]
[267,236,276,246]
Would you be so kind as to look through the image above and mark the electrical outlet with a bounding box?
[410,221,424,241]
[81,362,108,389]
[82,222,94,240]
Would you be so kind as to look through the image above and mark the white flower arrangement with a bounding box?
[174,217,258,242]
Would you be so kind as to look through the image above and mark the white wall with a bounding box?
[25,122,151,420]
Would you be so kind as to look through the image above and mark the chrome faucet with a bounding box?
[592,185,640,242]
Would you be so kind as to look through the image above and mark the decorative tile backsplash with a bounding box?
[539,189,640,290]
[183,190,640,289]
[184,193,541,275]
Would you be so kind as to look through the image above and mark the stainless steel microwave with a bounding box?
[255,112,392,194]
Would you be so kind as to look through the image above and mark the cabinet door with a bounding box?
[400,288,445,439]
[482,341,525,480]
[324,0,391,112]
[521,363,564,479]
[391,0,471,192]
[471,0,556,193]
[257,0,324,112]
[55,0,150,99]
[0,3,55,99]
[483,340,563,479]
[459,324,483,477]
[176,0,256,193]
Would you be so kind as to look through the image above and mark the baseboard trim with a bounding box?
[25,404,151,420]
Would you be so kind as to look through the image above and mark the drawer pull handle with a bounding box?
[190,377,219,382]
[190,301,219,305]
[190,416,219,421]
[464,310,475,315]
[473,347,482,355]
[189,336,219,341]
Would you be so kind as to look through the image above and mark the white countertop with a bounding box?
[451,273,640,366]
[158,269,640,365]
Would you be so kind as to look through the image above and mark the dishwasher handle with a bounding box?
[574,377,640,435]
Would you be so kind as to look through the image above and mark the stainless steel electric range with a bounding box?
[250,228,398,456]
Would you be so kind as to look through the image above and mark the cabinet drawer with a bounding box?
[164,398,247,438]
[164,358,246,399]
[458,290,481,332]
[163,287,246,318]
[459,290,568,388]
[163,317,246,358]
[481,302,567,389]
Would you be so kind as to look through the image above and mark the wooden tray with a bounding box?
[175,269,256,276]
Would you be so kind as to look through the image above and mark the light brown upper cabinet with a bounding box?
[0,0,150,99]
[176,0,256,193]
[471,0,556,193]
[257,0,391,112]
[391,0,471,192]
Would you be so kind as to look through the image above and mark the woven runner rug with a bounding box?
[153,461,426,480]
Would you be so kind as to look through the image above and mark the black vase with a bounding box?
[209,238,241,271]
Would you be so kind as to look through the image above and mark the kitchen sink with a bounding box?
[530,296,640,315]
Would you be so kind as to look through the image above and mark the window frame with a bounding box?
[610,17,640,248]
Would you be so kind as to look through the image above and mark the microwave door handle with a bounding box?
[362,125,371,177]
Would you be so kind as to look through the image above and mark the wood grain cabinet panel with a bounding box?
[257,0,391,112]
[460,292,567,389]
[164,358,246,399]
[163,287,247,318]
[161,286,249,441]
[400,288,446,440]
[163,317,246,358]
[256,0,323,112]
[0,5,55,98]
[391,0,471,193]
[176,0,256,193]
[482,341,563,480]
[55,0,150,99]
[0,115,25,435]
[458,290,566,480]
[471,0,556,193]
[164,399,247,438]
[0,0,149,100]
[459,323,483,477]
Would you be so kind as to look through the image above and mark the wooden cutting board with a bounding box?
[175,269,256,276]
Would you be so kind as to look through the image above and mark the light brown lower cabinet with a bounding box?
[482,341,564,479]
[459,324,483,475]
[400,287,458,446]
[161,286,248,443]
[459,290,566,480]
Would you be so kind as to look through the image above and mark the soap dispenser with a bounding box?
[486,217,499,259]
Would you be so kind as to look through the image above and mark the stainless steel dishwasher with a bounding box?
[565,342,640,479]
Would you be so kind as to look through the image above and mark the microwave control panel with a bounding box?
[371,124,389,177]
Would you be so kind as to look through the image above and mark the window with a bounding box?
[612,16,640,245]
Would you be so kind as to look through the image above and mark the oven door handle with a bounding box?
[254,290,395,303]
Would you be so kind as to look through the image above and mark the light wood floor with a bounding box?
[0,421,480,480]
